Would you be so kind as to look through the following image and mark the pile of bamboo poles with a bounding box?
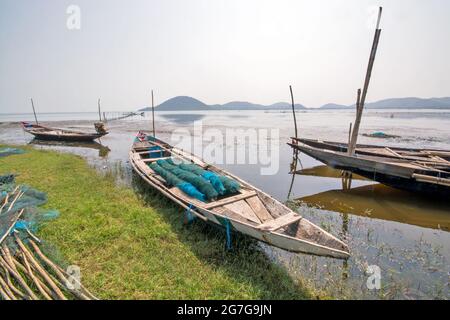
[0,187,97,300]
[0,231,97,300]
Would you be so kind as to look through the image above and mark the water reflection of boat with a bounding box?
[298,183,450,231]
[130,132,350,259]
[294,165,367,181]
[29,139,111,157]
[289,138,450,196]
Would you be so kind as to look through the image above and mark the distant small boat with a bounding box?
[21,122,108,142]
[289,138,450,196]
[129,132,350,259]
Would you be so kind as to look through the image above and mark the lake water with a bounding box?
[0,108,449,299]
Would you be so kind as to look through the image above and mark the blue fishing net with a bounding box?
[179,163,226,195]
[149,162,184,186]
[177,183,206,202]
[0,147,25,158]
[148,158,241,201]
[0,175,59,253]
[0,175,98,300]
[157,160,219,200]
[219,176,241,193]
[149,162,206,202]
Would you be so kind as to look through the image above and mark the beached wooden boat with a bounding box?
[21,122,108,142]
[289,138,450,196]
[129,132,350,259]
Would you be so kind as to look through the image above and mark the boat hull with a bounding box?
[22,123,108,142]
[130,135,350,259]
[27,131,106,142]
[290,142,450,196]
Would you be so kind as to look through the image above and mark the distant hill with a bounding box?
[320,97,450,109]
[269,102,306,109]
[139,96,306,111]
[320,103,349,109]
[139,95,450,111]
[146,96,208,111]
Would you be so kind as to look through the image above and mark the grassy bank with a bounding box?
[0,145,317,299]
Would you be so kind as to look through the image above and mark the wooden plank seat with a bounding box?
[204,190,257,209]
[137,150,169,155]
[256,212,302,231]
[142,157,172,163]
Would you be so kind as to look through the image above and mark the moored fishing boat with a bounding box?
[129,131,350,259]
[288,139,450,196]
[293,138,450,162]
[21,122,108,142]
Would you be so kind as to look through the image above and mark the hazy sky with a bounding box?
[1,0,449,113]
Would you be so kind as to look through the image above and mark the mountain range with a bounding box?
[139,96,450,111]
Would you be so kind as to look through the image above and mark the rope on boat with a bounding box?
[184,203,196,224]
[225,219,232,250]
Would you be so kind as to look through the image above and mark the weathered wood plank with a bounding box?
[245,196,273,223]
[142,157,171,163]
[169,187,206,207]
[256,192,291,218]
[213,207,258,225]
[224,200,261,224]
[412,173,450,187]
[256,212,302,231]
[204,191,256,209]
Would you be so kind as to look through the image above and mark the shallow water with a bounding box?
[0,108,449,299]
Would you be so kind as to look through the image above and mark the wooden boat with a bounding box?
[288,138,450,196]
[21,122,108,142]
[294,138,450,161]
[129,132,350,259]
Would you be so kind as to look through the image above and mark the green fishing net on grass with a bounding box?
[0,147,25,158]
[0,174,60,257]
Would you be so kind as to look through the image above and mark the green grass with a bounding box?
[0,145,318,299]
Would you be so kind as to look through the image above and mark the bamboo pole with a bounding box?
[290,85,298,139]
[348,88,361,155]
[6,248,53,299]
[2,243,54,300]
[21,252,52,300]
[14,234,67,300]
[1,246,26,299]
[348,122,353,148]
[98,98,102,122]
[0,255,37,299]
[348,7,383,156]
[0,275,14,300]
[28,239,94,300]
[151,90,156,138]
[2,264,26,299]
[30,98,39,125]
